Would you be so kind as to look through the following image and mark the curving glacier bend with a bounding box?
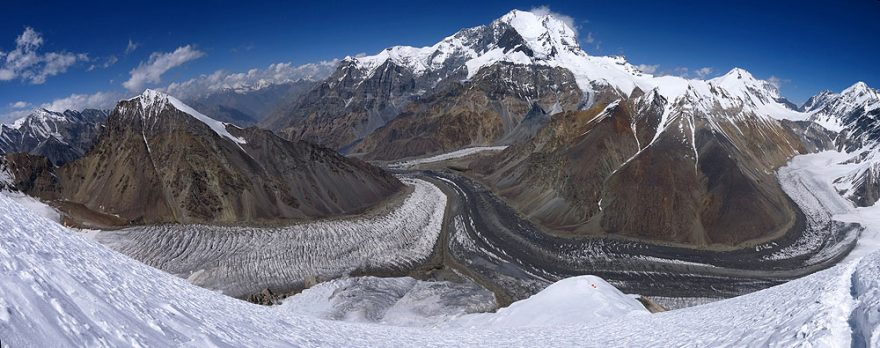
[1,168,879,346]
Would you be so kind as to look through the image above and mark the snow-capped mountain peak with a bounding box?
[803,81,880,134]
[844,81,873,95]
[497,9,581,58]
[841,81,880,104]
[341,9,593,81]
[123,89,247,144]
[0,108,109,166]
[709,67,780,98]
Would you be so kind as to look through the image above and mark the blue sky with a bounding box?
[1,0,878,121]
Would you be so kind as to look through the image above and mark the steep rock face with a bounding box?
[0,109,107,166]
[476,80,808,246]
[476,101,645,229]
[261,10,630,153]
[353,63,585,160]
[781,120,836,153]
[45,90,402,225]
[261,59,436,151]
[0,153,60,195]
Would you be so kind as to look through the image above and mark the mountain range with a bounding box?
[255,9,880,247]
[1,9,878,247]
[4,90,402,227]
[0,108,107,166]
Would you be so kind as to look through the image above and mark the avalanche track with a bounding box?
[0,191,878,346]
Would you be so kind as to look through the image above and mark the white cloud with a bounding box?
[10,101,29,109]
[1,90,122,125]
[125,39,139,55]
[585,32,595,44]
[636,64,659,74]
[161,59,339,99]
[529,6,579,36]
[0,27,88,84]
[0,68,14,81]
[123,45,204,92]
[0,109,31,124]
[39,90,122,112]
[694,67,714,79]
[2,57,340,125]
[87,55,119,72]
[663,66,714,79]
[767,75,789,89]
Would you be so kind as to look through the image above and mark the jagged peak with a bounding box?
[121,89,247,145]
[128,88,171,107]
[9,108,72,130]
[719,67,757,81]
[496,9,581,58]
[843,81,875,95]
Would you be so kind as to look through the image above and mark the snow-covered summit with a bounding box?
[709,67,779,97]
[10,108,69,130]
[122,89,246,144]
[340,9,807,126]
[0,108,109,165]
[804,81,880,133]
[341,8,610,84]
[497,9,581,58]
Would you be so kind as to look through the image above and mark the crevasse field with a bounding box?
[93,177,446,298]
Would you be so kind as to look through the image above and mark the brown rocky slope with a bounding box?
[21,90,403,226]
[474,89,808,247]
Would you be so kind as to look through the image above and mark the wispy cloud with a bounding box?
[662,66,715,79]
[125,39,139,55]
[694,67,714,79]
[1,90,123,124]
[3,57,340,124]
[87,55,118,71]
[529,6,579,36]
[766,75,790,90]
[41,91,122,112]
[123,45,204,92]
[636,64,659,74]
[10,101,29,109]
[0,27,89,84]
[161,60,339,99]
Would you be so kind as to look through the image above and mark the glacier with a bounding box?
[1,173,879,346]
[92,177,446,297]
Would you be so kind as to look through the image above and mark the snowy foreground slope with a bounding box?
[1,188,879,346]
